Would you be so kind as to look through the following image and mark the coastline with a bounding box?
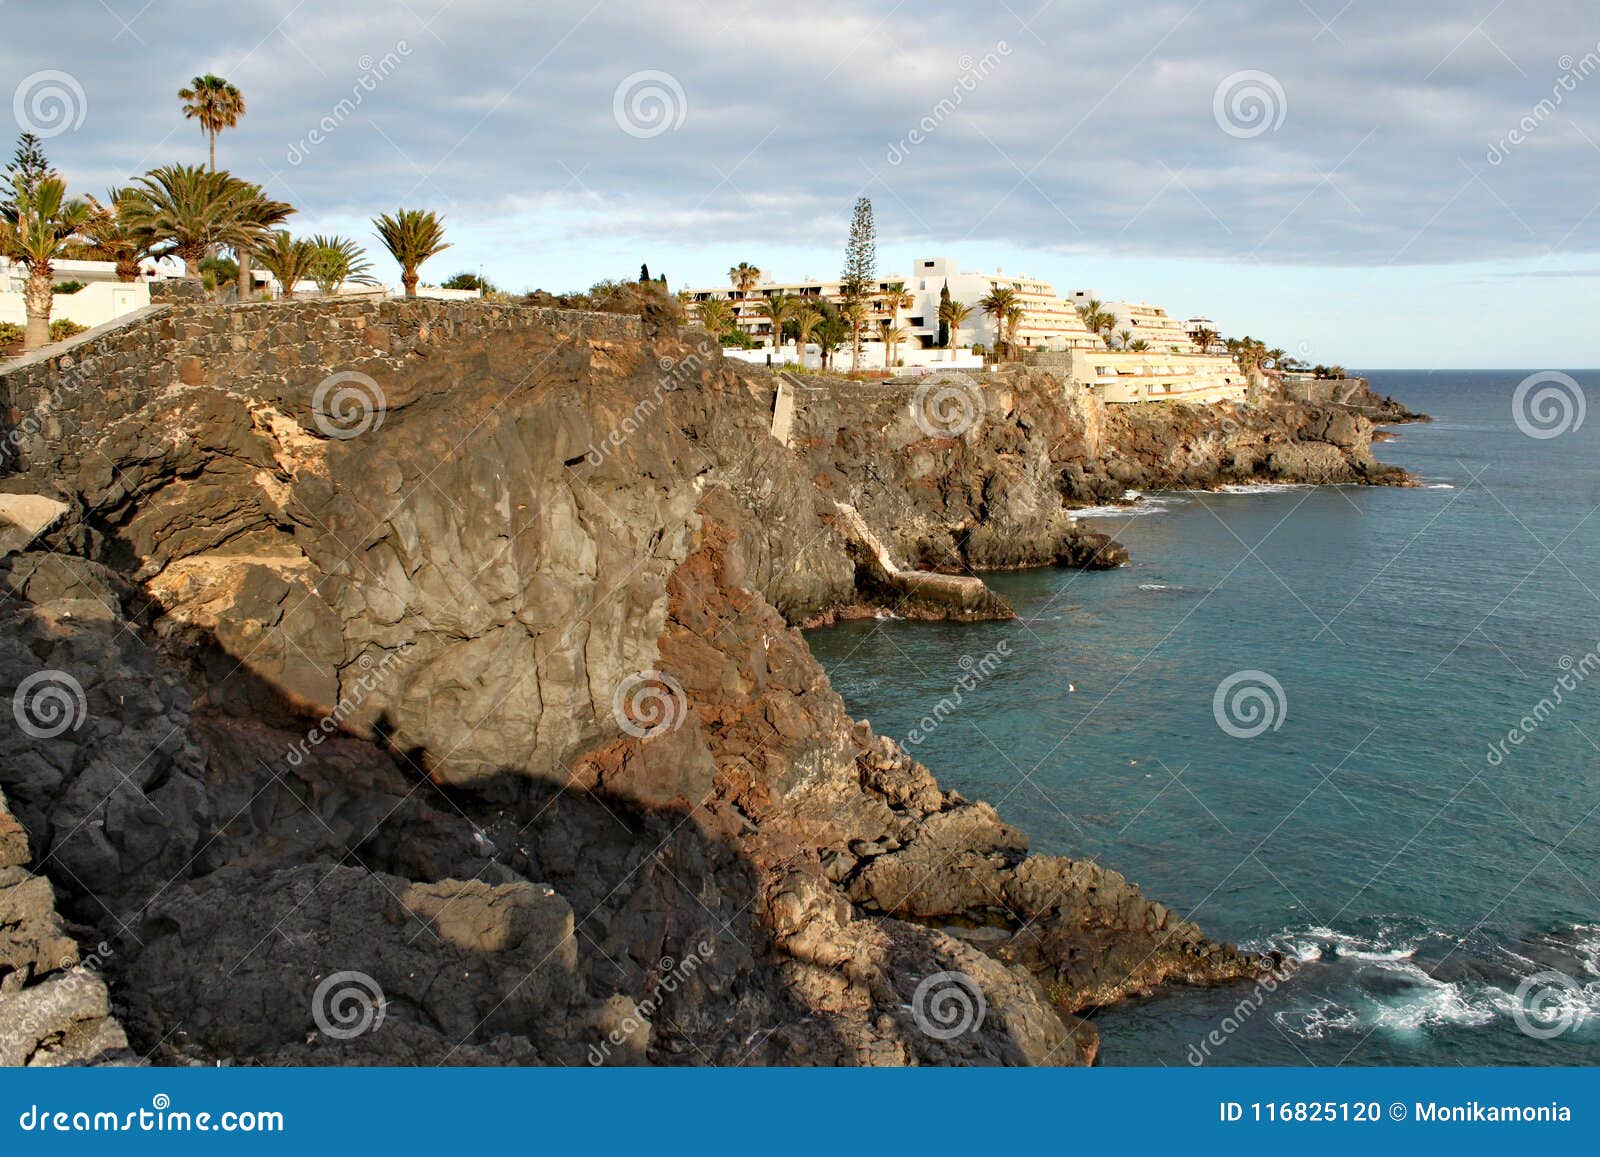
[0,299,1416,1066]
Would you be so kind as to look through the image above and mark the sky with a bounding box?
[6,0,1600,367]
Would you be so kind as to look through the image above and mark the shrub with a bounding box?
[442,271,494,292]
[0,321,24,346]
[52,279,87,294]
[50,319,88,341]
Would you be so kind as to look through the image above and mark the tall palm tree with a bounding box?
[1117,328,1132,350]
[727,262,760,297]
[842,298,868,372]
[1191,326,1219,353]
[883,280,914,327]
[978,286,1018,361]
[372,208,449,297]
[1,174,91,349]
[760,291,801,358]
[179,75,246,172]
[878,320,908,370]
[121,165,290,279]
[253,230,318,299]
[81,187,152,282]
[1075,298,1116,345]
[693,296,733,335]
[939,299,973,350]
[792,305,823,366]
[1005,305,1025,355]
[308,234,376,297]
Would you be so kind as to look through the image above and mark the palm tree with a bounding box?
[121,165,291,279]
[179,75,246,172]
[878,320,909,370]
[842,298,868,372]
[1,174,90,349]
[792,305,823,366]
[372,208,449,297]
[308,234,376,297]
[979,286,1018,361]
[81,188,152,282]
[253,230,318,299]
[1191,326,1219,353]
[1075,298,1116,345]
[939,299,973,350]
[815,312,849,371]
[1005,304,1025,355]
[692,296,733,335]
[883,280,914,326]
[760,291,801,358]
[1129,339,1151,352]
[727,262,760,298]
[1117,328,1132,350]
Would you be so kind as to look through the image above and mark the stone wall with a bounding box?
[1281,377,1368,406]
[0,298,643,480]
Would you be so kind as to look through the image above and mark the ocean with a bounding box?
[806,370,1600,1066]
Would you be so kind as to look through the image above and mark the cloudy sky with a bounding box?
[8,0,1600,366]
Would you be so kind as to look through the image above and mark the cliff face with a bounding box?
[0,300,1387,1067]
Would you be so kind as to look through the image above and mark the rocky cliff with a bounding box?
[0,299,1399,1066]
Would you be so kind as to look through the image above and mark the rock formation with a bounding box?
[0,298,1402,1066]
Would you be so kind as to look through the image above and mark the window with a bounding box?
[908,316,925,327]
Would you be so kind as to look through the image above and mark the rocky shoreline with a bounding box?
[0,298,1414,1066]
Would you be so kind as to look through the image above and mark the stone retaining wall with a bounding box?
[0,298,643,479]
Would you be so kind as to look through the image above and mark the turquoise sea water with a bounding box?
[807,370,1600,1066]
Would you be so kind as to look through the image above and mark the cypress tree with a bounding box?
[839,196,876,371]
[938,280,951,348]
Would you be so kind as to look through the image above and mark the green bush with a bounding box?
[0,321,24,346]
[50,319,88,341]
[52,280,87,294]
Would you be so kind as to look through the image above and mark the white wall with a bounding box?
[724,341,985,372]
[0,279,150,330]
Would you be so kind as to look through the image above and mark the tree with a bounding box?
[2,133,54,218]
[883,280,913,326]
[878,320,908,370]
[1117,328,1132,350]
[121,165,291,279]
[792,305,823,366]
[727,262,760,296]
[693,296,733,335]
[1,174,91,349]
[1005,304,1025,354]
[760,291,801,357]
[1129,338,1151,352]
[979,286,1018,361]
[937,280,951,348]
[372,208,449,297]
[815,312,849,371]
[309,234,376,297]
[839,196,876,371]
[1190,326,1219,353]
[179,75,246,172]
[81,188,152,281]
[940,299,973,350]
[254,231,318,298]
[442,271,494,292]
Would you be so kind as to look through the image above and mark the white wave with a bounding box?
[1138,583,1174,591]
[1213,482,1314,495]
[1423,483,1455,490]
[1276,1000,1360,1040]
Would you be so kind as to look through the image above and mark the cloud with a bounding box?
[6,0,1600,277]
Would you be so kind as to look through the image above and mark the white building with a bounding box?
[684,256,1103,363]
[1064,289,1198,352]
[0,257,183,333]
